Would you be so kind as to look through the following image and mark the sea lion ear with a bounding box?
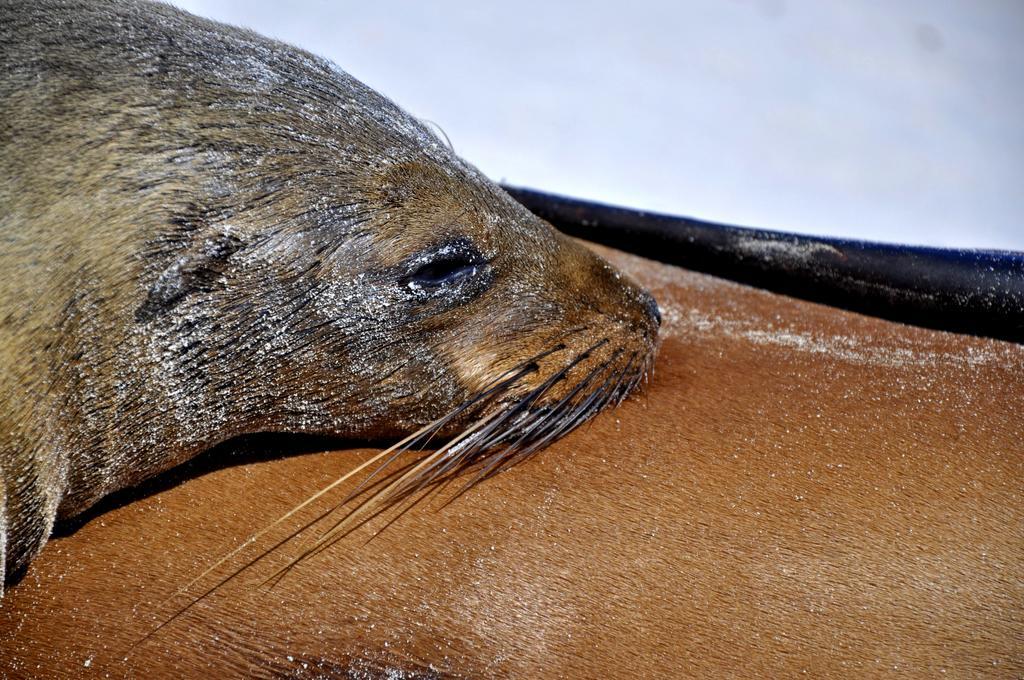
[135,232,244,323]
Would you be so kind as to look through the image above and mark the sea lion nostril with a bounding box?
[642,293,662,327]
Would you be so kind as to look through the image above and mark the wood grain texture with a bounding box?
[2,245,1021,678]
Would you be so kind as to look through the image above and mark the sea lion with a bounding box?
[0,0,660,590]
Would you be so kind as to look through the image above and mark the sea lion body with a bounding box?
[0,248,1020,677]
[0,0,658,587]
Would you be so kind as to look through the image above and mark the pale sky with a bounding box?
[171,0,1024,251]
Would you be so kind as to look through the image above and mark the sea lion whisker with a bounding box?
[312,408,508,549]
[402,359,585,488]
[406,389,560,499]
[554,357,636,443]
[525,358,627,454]
[289,410,508,571]
[238,409,483,593]
[286,348,566,570]
[494,365,614,466]
[339,353,551,505]
[437,413,532,476]
[310,414,502,549]
[446,344,595,458]
[452,353,591,455]
[169,455,421,610]
[270,477,429,586]
[363,476,444,543]
[449,422,555,499]
[574,353,637,423]
[284,477,440,577]
[608,358,641,406]
[442,354,618,502]
[501,347,622,447]
[420,118,456,152]
[342,438,484,527]
[484,351,639,478]
[346,412,505,519]
[414,411,552,506]
[538,350,626,430]
[396,416,515,499]
[623,365,647,403]
[297,424,515,566]
[261,472,419,590]
[608,358,643,411]
[602,359,637,412]
[494,404,601,478]
[464,356,588,451]
[137,410,480,647]
[259,456,429,591]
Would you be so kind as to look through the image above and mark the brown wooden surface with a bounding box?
[1,246,1021,678]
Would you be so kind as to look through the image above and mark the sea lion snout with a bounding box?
[554,236,662,338]
[611,265,662,333]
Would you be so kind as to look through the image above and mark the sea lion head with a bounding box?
[114,9,661,491]
[96,6,659,477]
[2,0,660,537]
[136,137,660,449]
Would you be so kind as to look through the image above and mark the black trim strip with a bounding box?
[504,186,1024,344]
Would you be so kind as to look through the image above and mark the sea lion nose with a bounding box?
[641,291,661,327]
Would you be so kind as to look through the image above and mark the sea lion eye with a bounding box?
[403,240,487,291]
[409,255,478,286]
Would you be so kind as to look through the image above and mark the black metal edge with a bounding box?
[502,185,1024,345]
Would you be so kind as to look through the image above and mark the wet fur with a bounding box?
[0,0,658,588]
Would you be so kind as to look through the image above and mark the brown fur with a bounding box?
[0,245,1020,678]
[0,0,658,587]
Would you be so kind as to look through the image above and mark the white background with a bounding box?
[171,0,1023,251]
